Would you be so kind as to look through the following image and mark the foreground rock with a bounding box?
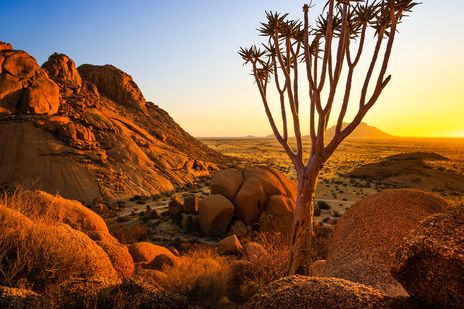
[321,189,450,296]
[0,286,51,309]
[128,242,175,263]
[392,205,464,308]
[3,190,134,279]
[97,277,187,308]
[17,190,109,233]
[245,275,392,309]
[0,43,226,202]
[88,230,135,279]
[0,218,120,289]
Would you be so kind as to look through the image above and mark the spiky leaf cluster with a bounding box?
[239,0,419,83]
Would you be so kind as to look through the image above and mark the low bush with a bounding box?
[158,247,229,307]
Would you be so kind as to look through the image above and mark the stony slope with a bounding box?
[0,42,227,202]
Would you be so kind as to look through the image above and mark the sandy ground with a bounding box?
[104,137,464,245]
[202,137,464,209]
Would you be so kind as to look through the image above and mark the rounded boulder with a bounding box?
[128,242,175,263]
[321,189,450,296]
[245,275,389,309]
[198,194,234,237]
[233,167,296,225]
[259,195,295,233]
[391,205,464,308]
[211,168,243,201]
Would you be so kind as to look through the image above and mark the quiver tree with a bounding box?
[239,0,418,275]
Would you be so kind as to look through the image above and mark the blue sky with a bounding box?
[1,0,463,137]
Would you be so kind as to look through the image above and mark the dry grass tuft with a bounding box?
[0,188,119,296]
[109,224,148,244]
[228,232,290,303]
[158,247,230,307]
[158,233,290,305]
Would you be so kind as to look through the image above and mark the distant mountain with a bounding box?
[325,122,392,139]
[265,123,392,140]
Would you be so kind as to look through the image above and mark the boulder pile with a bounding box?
[168,166,297,238]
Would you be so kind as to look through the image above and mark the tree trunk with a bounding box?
[286,169,319,275]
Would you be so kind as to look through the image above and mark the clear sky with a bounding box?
[1,0,463,137]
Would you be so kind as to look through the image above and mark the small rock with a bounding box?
[183,195,199,214]
[243,241,267,259]
[218,234,244,256]
[168,194,183,219]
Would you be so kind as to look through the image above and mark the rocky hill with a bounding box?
[265,122,392,139]
[0,41,227,202]
[325,122,392,139]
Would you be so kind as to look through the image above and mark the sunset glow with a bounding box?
[1,0,462,138]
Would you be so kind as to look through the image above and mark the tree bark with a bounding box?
[286,169,319,275]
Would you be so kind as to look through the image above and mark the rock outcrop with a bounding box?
[259,195,295,233]
[321,189,450,296]
[78,64,146,110]
[0,43,227,202]
[0,46,59,115]
[245,276,392,309]
[391,205,464,308]
[211,168,243,201]
[42,52,82,88]
[218,234,244,255]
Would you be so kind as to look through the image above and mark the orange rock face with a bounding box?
[22,70,60,114]
[78,64,147,110]
[234,167,296,225]
[0,44,226,202]
[0,41,13,52]
[0,44,60,115]
[42,53,82,88]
